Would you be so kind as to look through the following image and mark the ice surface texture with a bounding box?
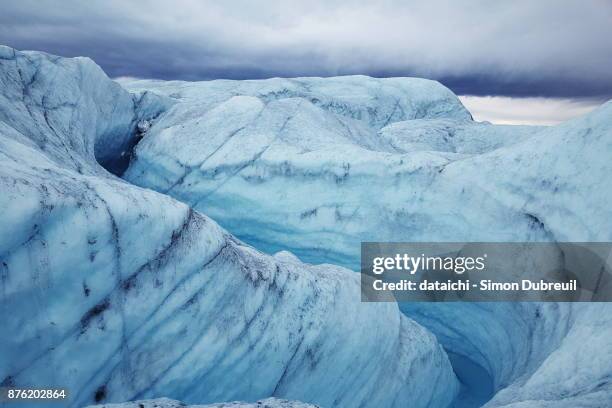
[120,76,549,268]
[122,69,612,406]
[1,45,611,408]
[86,397,319,408]
[0,46,457,408]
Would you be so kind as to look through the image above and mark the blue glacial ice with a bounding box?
[121,70,612,407]
[0,46,459,408]
[1,44,611,408]
[86,397,319,408]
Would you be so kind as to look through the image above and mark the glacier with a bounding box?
[0,46,457,408]
[120,76,551,268]
[120,68,612,407]
[1,44,611,408]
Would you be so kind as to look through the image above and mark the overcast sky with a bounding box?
[1,0,611,123]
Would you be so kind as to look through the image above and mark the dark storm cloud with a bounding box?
[1,0,611,98]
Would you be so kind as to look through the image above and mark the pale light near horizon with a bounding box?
[458,96,605,126]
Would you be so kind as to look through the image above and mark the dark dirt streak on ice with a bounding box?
[71,210,222,404]
[130,240,291,401]
[190,101,303,209]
